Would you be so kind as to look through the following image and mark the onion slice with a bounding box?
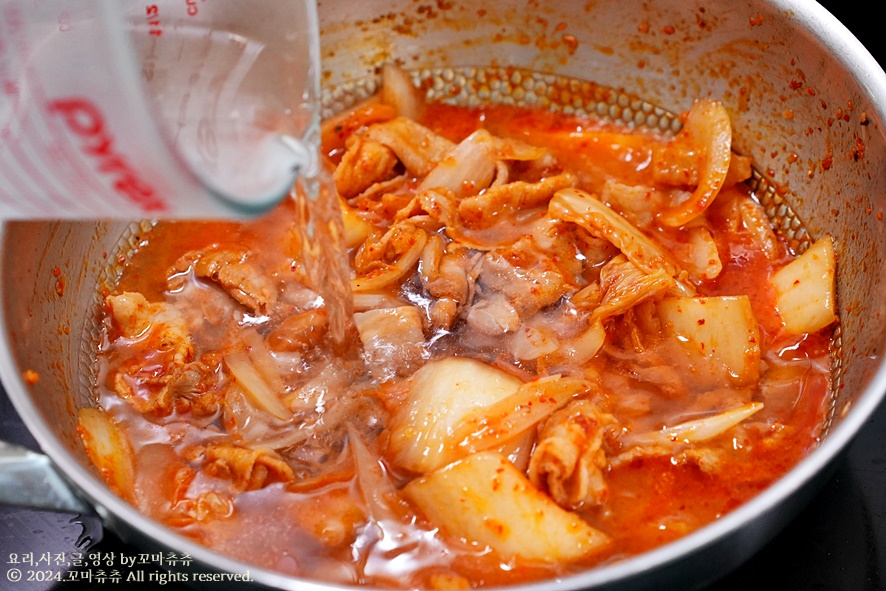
[77,408,136,502]
[452,375,591,455]
[224,351,291,421]
[658,99,732,227]
[381,63,425,120]
[623,402,764,448]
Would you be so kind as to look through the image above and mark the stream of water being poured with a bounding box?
[291,168,358,354]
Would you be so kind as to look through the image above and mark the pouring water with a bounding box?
[0,0,322,219]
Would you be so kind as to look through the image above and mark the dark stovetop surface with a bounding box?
[1,1,884,590]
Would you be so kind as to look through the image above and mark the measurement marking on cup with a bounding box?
[185,0,206,17]
[0,172,37,214]
[0,6,60,213]
[145,4,163,37]
[27,76,119,212]
[46,98,169,213]
[24,59,119,214]
[1,5,107,215]
[1,105,78,213]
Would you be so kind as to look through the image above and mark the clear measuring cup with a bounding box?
[0,0,320,219]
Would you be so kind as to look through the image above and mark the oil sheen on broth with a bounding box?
[81,67,837,589]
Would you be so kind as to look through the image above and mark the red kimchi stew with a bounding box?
[79,66,837,589]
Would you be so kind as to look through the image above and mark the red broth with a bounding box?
[86,99,834,589]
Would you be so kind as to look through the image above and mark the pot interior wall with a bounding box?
[1,220,147,465]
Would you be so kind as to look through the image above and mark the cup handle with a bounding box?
[0,440,94,514]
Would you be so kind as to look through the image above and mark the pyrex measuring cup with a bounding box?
[0,0,320,219]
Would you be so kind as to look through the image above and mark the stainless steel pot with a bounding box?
[2,1,886,589]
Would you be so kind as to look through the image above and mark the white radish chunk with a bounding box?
[771,236,837,335]
[403,451,611,562]
[386,357,523,473]
[657,295,761,386]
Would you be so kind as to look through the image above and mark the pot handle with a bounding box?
[0,440,93,514]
